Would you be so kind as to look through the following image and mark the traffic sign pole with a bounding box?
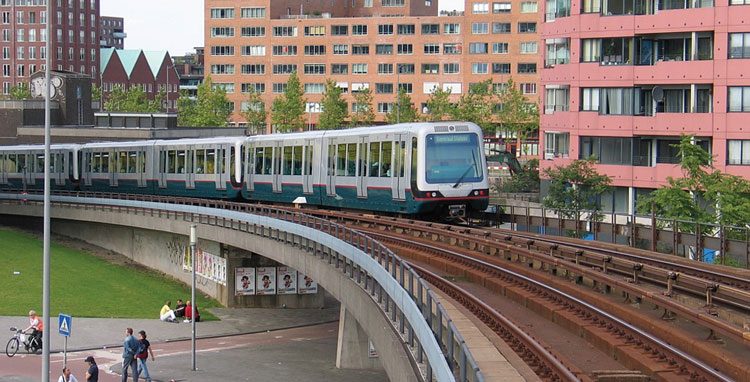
[58,314,72,368]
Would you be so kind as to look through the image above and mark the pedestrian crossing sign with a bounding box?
[58,314,72,337]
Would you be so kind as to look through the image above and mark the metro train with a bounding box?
[0,122,489,218]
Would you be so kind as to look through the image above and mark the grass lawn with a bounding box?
[0,228,219,320]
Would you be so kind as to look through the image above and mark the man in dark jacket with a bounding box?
[121,328,140,382]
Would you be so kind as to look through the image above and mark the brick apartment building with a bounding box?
[204,0,541,132]
[173,46,204,99]
[100,15,125,49]
[1,0,100,96]
[100,48,180,111]
[540,0,750,213]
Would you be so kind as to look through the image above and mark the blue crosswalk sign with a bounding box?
[58,314,72,337]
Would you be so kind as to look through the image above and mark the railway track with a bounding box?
[10,191,750,380]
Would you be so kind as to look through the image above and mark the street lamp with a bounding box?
[165,61,175,113]
[190,225,197,371]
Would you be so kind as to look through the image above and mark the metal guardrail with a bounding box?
[0,193,483,382]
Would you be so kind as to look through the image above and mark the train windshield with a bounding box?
[425,133,483,185]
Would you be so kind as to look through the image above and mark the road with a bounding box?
[0,322,387,382]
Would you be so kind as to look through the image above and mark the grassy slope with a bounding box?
[0,229,218,320]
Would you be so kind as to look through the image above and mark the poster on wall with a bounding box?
[277,267,298,295]
[256,267,277,295]
[184,247,227,286]
[235,267,256,296]
[297,273,318,294]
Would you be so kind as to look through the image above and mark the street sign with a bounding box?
[58,314,72,337]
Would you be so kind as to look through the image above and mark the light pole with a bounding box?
[308,106,313,131]
[165,61,175,113]
[42,0,51,379]
[190,224,197,371]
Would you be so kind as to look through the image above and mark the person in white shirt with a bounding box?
[58,367,79,382]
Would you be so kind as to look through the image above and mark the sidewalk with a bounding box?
[0,303,340,353]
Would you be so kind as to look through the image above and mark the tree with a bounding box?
[423,86,454,122]
[386,88,418,124]
[8,83,31,100]
[177,76,232,127]
[104,85,162,113]
[350,88,375,127]
[91,84,102,104]
[271,72,306,132]
[450,79,496,132]
[496,78,539,149]
[240,89,267,135]
[497,159,540,193]
[542,158,612,224]
[637,135,750,237]
[317,79,348,130]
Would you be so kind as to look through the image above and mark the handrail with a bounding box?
[0,192,485,382]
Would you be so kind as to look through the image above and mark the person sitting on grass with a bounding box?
[184,300,200,323]
[174,299,186,318]
[159,300,176,322]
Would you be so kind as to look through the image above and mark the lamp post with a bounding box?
[308,106,313,131]
[165,61,175,113]
[42,0,51,380]
[190,225,196,371]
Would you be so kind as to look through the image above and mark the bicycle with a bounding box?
[6,327,42,357]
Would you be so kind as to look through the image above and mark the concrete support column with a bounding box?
[628,186,635,215]
[336,306,382,371]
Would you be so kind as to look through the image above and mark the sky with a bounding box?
[101,0,466,55]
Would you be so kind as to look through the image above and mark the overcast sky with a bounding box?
[101,0,466,55]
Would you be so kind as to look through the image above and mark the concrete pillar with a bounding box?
[336,306,382,371]
[628,186,635,215]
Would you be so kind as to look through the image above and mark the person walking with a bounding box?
[84,356,98,382]
[136,330,155,382]
[57,367,79,382]
[121,328,140,382]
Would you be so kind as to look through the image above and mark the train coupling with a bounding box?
[448,204,466,218]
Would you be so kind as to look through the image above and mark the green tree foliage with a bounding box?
[542,158,612,222]
[423,86,454,122]
[496,78,539,144]
[271,72,306,132]
[8,83,32,100]
[91,84,102,104]
[177,76,232,127]
[104,85,162,113]
[240,89,267,135]
[450,79,496,132]
[498,159,540,193]
[317,79,348,130]
[637,135,750,236]
[350,88,375,127]
[386,88,418,124]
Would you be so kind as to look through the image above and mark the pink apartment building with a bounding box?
[540,0,750,213]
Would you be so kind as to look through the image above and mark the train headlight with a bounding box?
[473,190,479,196]
[431,192,437,197]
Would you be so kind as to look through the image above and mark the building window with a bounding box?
[213,83,234,93]
[241,7,265,18]
[241,27,265,37]
[545,86,570,114]
[545,38,570,66]
[352,25,368,35]
[272,26,297,37]
[304,26,326,36]
[544,132,570,158]
[272,45,296,56]
[399,83,413,93]
[377,102,394,113]
[352,63,368,74]
[273,83,287,93]
[241,83,265,93]
[424,43,440,54]
[520,83,537,94]
[241,64,265,75]
[443,23,460,34]
[331,25,348,36]
[331,64,349,74]
[472,2,490,13]
[210,8,234,19]
[376,83,393,94]
[546,0,571,20]
[728,140,750,165]
[579,137,633,165]
[421,63,439,74]
[518,63,537,73]
[398,63,415,74]
[304,45,326,55]
[493,2,512,12]
[518,22,536,33]
[493,22,511,34]
[304,64,326,75]
[352,44,369,55]
[378,24,394,35]
[397,44,413,55]
[521,1,538,12]
[472,63,488,74]
[398,24,415,35]
[520,41,538,54]
[443,43,462,55]
[304,83,325,93]
[333,44,349,55]
[731,0,750,4]
[729,33,750,59]
[211,27,234,37]
[382,0,406,5]
[493,43,509,54]
[421,23,439,34]
[469,43,488,54]
[241,45,265,56]
[378,63,393,74]
[492,63,511,73]
[272,64,297,74]
[443,63,460,74]
[376,44,393,55]
[210,46,234,56]
[581,88,601,111]
[472,22,488,34]
[728,87,750,112]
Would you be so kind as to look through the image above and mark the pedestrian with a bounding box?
[121,327,140,382]
[136,330,155,382]
[184,300,200,323]
[84,356,98,382]
[57,367,79,382]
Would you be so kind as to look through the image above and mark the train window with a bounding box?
[305,145,313,175]
[346,143,356,176]
[229,147,236,178]
[167,151,176,173]
[358,143,367,176]
[336,144,346,176]
[381,142,393,177]
[393,142,404,178]
[254,148,263,175]
[369,142,380,177]
[195,150,205,174]
[36,154,44,173]
[262,147,272,175]
[411,137,418,180]
[219,149,227,174]
[101,153,110,173]
[128,152,137,173]
[327,145,335,176]
[282,146,293,176]
[118,152,128,173]
[206,150,216,174]
[292,146,302,176]
[138,151,146,173]
[159,151,166,174]
[177,151,187,174]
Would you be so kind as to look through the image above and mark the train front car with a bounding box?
[412,123,489,219]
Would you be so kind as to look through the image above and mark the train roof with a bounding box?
[81,136,245,149]
[0,143,80,152]
[246,122,481,142]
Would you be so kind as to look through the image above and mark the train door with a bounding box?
[185,147,195,190]
[356,137,368,198]
[326,140,336,196]
[272,142,283,193]
[0,153,6,185]
[302,140,313,194]
[137,149,146,188]
[158,148,167,189]
[216,146,227,190]
[391,136,407,200]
